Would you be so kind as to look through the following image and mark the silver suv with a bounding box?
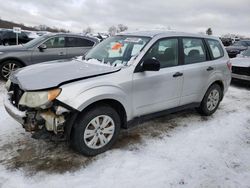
[4,31,231,156]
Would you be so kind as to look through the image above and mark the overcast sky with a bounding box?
[0,0,249,36]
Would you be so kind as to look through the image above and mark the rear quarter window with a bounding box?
[207,39,224,59]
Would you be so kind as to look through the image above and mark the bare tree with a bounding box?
[117,24,128,33]
[83,27,93,34]
[206,28,213,35]
[108,26,117,36]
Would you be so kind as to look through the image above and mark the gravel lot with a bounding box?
[0,80,250,188]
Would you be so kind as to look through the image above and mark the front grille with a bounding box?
[10,83,24,107]
[232,66,250,76]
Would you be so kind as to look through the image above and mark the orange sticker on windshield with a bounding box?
[111,43,122,50]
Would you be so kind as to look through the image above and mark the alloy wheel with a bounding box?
[1,62,19,79]
[206,89,220,111]
[83,115,115,149]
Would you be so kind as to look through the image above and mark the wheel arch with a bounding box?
[212,80,224,93]
[205,80,225,101]
[0,57,26,67]
[79,99,128,129]
[66,98,128,140]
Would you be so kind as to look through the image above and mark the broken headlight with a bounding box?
[19,88,61,108]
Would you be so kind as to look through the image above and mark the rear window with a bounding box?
[207,39,224,59]
[66,37,95,47]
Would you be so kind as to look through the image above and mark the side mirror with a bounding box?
[38,44,47,51]
[142,58,160,71]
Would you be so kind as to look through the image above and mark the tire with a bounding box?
[0,60,22,80]
[70,105,121,156]
[198,84,222,116]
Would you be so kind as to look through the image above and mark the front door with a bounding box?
[31,36,67,64]
[132,38,183,117]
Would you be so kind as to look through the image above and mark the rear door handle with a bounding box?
[58,52,66,56]
[173,72,183,77]
[207,66,214,71]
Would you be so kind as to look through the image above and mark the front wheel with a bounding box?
[70,105,121,156]
[0,60,22,80]
[198,84,222,116]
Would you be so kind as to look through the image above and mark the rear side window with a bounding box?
[207,39,224,59]
[183,38,206,64]
[66,37,95,47]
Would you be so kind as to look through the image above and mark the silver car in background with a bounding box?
[4,31,231,156]
[0,33,99,79]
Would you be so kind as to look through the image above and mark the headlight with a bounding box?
[5,79,11,91]
[19,88,61,108]
[0,52,3,55]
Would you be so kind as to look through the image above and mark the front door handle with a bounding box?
[173,72,183,77]
[207,66,214,71]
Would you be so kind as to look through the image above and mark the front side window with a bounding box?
[183,38,206,64]
[143,38,178,68]
[207,39,224,59]
[85,36,150,66]
[44,37,65,48]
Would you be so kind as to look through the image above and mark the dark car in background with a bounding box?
[0,29,38,46]
[231,48,250,83]
[0,33,99,79]
[220,37,232,46]
[226,40,250,58]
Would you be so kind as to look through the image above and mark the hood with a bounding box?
[0,45,27,52]
[231,57,250,67]
[226,46,247,51]
[10,59,121,91]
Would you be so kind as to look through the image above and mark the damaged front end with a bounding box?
[4,81,76,140]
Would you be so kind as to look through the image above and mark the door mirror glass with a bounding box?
[142,58,160,71]
[38,44,47,51]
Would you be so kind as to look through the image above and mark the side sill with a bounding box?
[126,102,200,128]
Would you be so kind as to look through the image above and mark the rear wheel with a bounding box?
[0,60,22,80]
[71,105,121,156]
[198,84,222,116]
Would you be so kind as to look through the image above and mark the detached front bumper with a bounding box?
[4,93,26,125]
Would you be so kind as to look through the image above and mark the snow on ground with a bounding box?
[0,81,250,188]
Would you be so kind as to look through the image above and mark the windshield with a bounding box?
[23,35,47,48]
[242,48,250,57]
[85,35,150,66]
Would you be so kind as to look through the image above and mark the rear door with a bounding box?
[180,37,216,105]
[31,36,67,63]
[65,37,95,58]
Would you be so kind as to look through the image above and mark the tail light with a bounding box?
[226,60,232,71]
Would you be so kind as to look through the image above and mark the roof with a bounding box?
[44,33,99,42]
[119,30,219,40]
